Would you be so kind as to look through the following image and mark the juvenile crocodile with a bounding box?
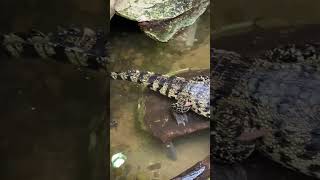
[0,26,109,71]
[211,46,320,179]
[110,70,210,125]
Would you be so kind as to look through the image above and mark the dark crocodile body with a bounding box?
[0,26,109,71]
[211,46,320,179]
[111,70,210,119]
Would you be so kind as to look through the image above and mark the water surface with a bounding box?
[110,10,210,179]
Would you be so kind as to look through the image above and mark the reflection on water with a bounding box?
[110,11,210,179]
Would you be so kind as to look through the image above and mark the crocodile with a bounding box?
[110,70,210,125]
[0,28,210,126]
[211,46,320,179]
[0,26,109,71]
[4,27,320,179]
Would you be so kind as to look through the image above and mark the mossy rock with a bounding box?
[114,0,209,42]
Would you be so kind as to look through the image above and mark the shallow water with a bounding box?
[109,11,210,179]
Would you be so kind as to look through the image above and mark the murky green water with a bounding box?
[109,10,210,179]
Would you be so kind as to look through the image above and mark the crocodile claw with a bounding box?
[172,112,189,126]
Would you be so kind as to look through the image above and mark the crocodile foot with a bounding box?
[164,141,177,161]
[172,111,189,126]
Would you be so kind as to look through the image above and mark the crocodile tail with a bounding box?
[110,70,187,99]
[0,26,109,72]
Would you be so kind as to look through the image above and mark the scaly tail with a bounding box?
[110,70,188,99]
[0,26,109,71]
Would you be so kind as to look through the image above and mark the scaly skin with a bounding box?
[111,70,210,119]
[0,26,109,71]
[211,47,320,179]
[0,27,210,124]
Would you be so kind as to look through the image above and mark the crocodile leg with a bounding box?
[171,111,189,126]
[164,141,177,161]
[171,99,192,126]
[170,90,195,126]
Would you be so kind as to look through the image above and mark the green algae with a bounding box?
[114,0,209,42]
